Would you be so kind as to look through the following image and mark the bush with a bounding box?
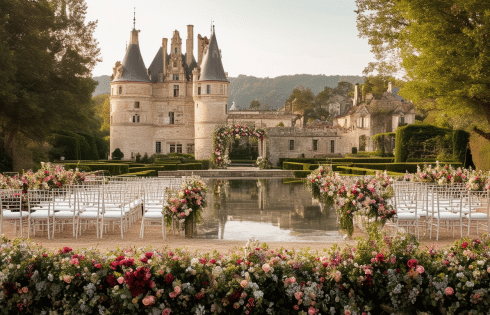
[195,160,211,170]
[293,170,312,178]
[64,163,129,175]
[111,148,124,160]
[283,162,308,170]
[135,153,141,163]
[177,163,203,170]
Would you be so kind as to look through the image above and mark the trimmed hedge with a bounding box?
[119,170,157,177]
[278,158,328,168]
[50,134,78,160]
[177,163,203,170]
[395,124,452,162]
[452,129,471,164]
[64,163,129,176]
[350,162,463,174]
[195,160,211,170]
[330,157,395,163]
[293,170,312,178]
[283,162,309,170]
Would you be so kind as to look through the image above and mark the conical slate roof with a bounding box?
[113,29,150,83]
[148,46,165,83]
[198,27,228,82]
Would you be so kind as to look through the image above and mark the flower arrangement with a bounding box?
[212,125,266,169]
[306,167,395,237]
[1,233,490,314]
[0,162,87,192]
[256,156,271,169]
[163,176,207,230]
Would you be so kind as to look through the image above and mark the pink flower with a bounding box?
[62,247,72,254]
[63,275,72,283]
[308,306,319,315]
[169,292,178,299]
[416,265,425,274]
[71,258,79,266]
[294,292,303,300]
[262,263,271,273]
[462,241,468,249]
[240,280,248,288]
[445,287,454,295]
[344,311,351,315]
[407,259,418,269]
[142,295,155,306]
[162,308,172,315]
[22,287,28,294]
[173,286,182,294]
[293,305,300,310]
[117,277,124,284]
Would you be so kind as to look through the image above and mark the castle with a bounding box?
[110,23,228,161]
[110,23,415,165]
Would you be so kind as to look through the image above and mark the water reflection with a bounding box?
[195,178,342,242]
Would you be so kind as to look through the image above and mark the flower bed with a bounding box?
[1,233,490,314]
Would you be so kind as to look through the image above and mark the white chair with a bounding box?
[140,184,167,239]
[463,190,489,236]
[27,190,54,239]
[393,182,426,238]
[77,185,103,238]
[428,185,464,240]
[0,189,27,237]
[51,187,80,239]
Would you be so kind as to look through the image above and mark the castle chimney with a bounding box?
[162,38,168,79]
[353,84,359,106]
[387,82,393,93]
[197,34,203,66]
[186,25,194,66]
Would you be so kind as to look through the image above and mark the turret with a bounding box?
[193,26,229,160]
[110,20,152,160]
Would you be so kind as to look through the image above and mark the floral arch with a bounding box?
[212,125,267,168]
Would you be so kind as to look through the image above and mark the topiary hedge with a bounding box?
[283,162,309,170]
[177,163,203,170]
[119,170,157,177]
[330,157,395,163]
[293,170,312,178]
[64,163,129,176]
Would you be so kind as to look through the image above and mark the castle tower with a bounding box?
[193,26,229,160]
[110,21,152,160]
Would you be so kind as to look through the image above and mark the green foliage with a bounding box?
[140,153,151,164]
[249,99,261,110]
[282,162,307,171]
[276,122,284,127]
[452,130,471,164]
[195,160,211,170]
[64,163,129,176]
[293,170,312,178]
[49,133,78,160]
[0,0,101,167]
[119,170,157,177]
[111,148,124,161]
[78,133,99,160]
[135,153,141,163]
[177,163,203,170]
[357,0,490,141]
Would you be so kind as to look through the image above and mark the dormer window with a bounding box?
[134,101,140,109]
[173,74,179,81]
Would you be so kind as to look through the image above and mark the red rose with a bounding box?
[62,247,72,254]
[407,259,418,269]
[462,242,468,249]
[121,259,134,267]
[94,263,102,269]
[165,273,174,284]
[106,275,117,287]
[140,257,148,264]
[376,253,385,263]
[109,261,119,270]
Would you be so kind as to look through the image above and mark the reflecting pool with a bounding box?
[194,178,342,242]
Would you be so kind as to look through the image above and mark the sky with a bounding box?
[85,0,375,78]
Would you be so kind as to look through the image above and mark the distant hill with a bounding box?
[93,75,111,96]
[228,74,365,110]
[92,74,365,109]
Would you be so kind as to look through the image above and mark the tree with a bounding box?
[284,86,315,114]
[0,0,100,170]
[249,99,261,110]
[111,148,124,160]
[356,0,490,139]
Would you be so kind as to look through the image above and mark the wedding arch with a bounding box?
[211,125,266,168]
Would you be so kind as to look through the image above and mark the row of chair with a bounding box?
[392,181,489,240]
[0,176,183,240]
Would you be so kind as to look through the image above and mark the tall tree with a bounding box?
[249,99,261,110]
[0,0,100,169]
[356,0,490,139]
[284,86,315,114]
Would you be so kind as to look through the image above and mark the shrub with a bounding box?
[135,153,141,163]
[293,170,312,178]
[177,163,203,170]
[283,162,308,170]
[111,148,124,160]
